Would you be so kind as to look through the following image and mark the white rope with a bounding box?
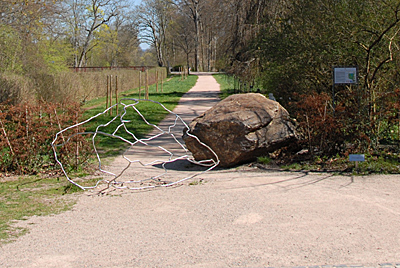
[51,98,219,191]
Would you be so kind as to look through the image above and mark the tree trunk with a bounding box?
[194,7,200,71]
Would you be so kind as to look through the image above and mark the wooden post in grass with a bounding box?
[106,75,109,109]
[115,76,119,115]
[181,67,184,81]
[109,75,113,115]
[161,68,164,92]
[75,111,79,168]
[139,71,142,98]
[156,70,159,93]
[145,69,149,99]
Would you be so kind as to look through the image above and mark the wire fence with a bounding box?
[52,98,219,192]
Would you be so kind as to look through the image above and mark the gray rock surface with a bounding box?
[183,93,298,167]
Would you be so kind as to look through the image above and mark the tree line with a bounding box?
[247,0,400,154]
[0,0,143,72]
[2,0,400,155]
[0,0,276,72]
[140,0,400,154]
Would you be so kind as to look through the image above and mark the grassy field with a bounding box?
[213,73,235,99]
[0,74,198,244]
[0,176,79,243]
[81,74,198,156]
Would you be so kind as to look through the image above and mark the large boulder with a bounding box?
[183,93,298,168]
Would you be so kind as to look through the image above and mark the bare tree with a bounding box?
[79,0,121,67]
[58,0,121,67]
[173,0,203,71]
[137,0,173,67]
[168,10,195,68]
[115,11,141,66]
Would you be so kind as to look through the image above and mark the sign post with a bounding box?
[349,154,365,169]
[332,66,358,109]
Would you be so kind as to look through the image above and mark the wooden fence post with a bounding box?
[115,75,118,115]
[161,68,164,92]
[75,111,79,168]
[139,71,142,99]
[156,70,159,93]
[109,75,113,115]
[181,67,184,81]
[145,69,149,100]
[106,75,109,109]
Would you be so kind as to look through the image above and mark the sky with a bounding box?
[128,0,141,6]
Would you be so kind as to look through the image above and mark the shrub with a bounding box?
[292,92,347,156]
[1,67,167,105]
[291,89,400,157]
[0,73,35,104]
[0,101,92,174]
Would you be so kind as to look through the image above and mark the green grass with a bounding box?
[0,176,81,243]
[188,179,205,186]
[279,153,400,174]
[352,154,400,174]
[82,75,198,156]
[257,156,272,165]
[213,73,236,99]
[0,75,198,244]
[213,73,265,99]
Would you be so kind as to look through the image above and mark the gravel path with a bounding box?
[1,74,400,268]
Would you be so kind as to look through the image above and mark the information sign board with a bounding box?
[349,154,365,162]
[334,67,358,84]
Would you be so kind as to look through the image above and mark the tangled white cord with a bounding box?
[51,98,219,191]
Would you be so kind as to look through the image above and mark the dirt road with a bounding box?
[1,74,400,268]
